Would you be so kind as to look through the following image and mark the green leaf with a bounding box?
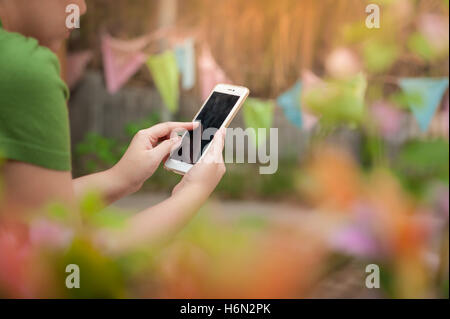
[60,239,125,298]
[389,91,423,110]
[46,202,71,221]
[407,32,435,61]
[303,73,367,126]
[124,112,161,138]
[394,139,450,191]
[363,41,399,73]
[79,191,106,218]
[88,208,128,229]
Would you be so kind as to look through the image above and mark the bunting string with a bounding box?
[91,31,450,137]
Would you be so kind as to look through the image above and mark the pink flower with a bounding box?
[325,48,361,79]
[371,101,405,139]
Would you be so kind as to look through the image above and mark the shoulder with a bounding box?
[0,29,71,171]
[0,28,68,100]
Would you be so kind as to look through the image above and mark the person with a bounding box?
[0,0,226,252]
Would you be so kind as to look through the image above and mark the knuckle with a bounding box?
[137,129,146,137]
[164,139,173,147]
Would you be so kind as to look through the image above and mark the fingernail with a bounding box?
[171,135,181,142]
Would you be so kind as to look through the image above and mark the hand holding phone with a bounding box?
[171,126,227,199]
[165,84,249,175]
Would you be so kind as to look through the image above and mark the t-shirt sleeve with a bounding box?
[0,31,72,171]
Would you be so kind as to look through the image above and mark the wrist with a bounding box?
[173,183,212,204]
[108,165,141,197]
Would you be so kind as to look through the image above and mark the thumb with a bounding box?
[150,136,182,163]
[202,127,225,164]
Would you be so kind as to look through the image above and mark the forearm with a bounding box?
[73,166,136,205]
[99,185,210,253]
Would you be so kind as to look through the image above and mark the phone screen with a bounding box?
[171,91,240,164]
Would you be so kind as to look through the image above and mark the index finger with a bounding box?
[142,122,199,139]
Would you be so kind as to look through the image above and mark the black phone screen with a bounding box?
[171,92,240,164]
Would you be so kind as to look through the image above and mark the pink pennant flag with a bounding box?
[419,13,449,54]
[301,70,324,112]
[302,70,324,91]
[303,111,319,131]
[300,70,322,129]
[429,95,450,138]
[101,33,149,94]
[66,50,93,89]
[199,46,230,101]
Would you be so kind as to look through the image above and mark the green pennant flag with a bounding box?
[242,98,275,147]
[146,51,179,113]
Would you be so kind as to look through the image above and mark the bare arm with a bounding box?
[98,129,226,253]
[73,122,197,205]
[73,168,132,205]
[1,124,225,254]
[1,161,74,212]
[98,184,210,253]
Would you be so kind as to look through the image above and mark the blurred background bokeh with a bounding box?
[0,0,449,298]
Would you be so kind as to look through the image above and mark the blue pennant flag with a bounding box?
[175,38,196,90]
[399,78,449,132]
[276,81,303,128]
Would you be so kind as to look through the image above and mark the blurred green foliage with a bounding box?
[363,41,399,74]
[75,113,161,173]
[75,133,121,172]
[304,74,367,127]
[46,202,71,222]
[76,112,300,200]
[124,112,161,138]
[393,139,449,194]
[216,159,298,199]
[58,239,125,298]
[176,211,267,259]
[407,32,435,62]
[388,91,423,110]
[242,99,274,147]
[142,158,299,200]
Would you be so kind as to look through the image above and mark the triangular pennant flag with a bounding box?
[302,70,324,91]
[399,77,449,132]
[429,94,450,138]
[146,51,180,113]
[66,50,93,89]
[303,111,319,131]
[277,81,303,128]
[101,33,149,94]
[175,38,196,90]
[242,98,275,147]
[199,46,230,101]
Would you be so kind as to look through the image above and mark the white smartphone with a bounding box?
[164,84,250,175]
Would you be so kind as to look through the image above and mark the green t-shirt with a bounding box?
[0,19,72,171]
